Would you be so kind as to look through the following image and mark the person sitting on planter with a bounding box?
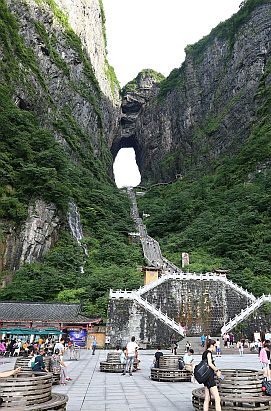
[31,349,48,373]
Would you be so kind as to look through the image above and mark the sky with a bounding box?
[105,0,242,187]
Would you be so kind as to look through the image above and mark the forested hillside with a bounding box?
[138,54,271,295]
[0,82,143,316]
[0,0,143,318]
[0,0,270,320]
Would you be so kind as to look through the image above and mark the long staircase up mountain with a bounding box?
[110,188,270,338]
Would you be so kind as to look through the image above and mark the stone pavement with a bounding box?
[0,349,262,411]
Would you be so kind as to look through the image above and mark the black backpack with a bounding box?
[194,360,212,383]
[178,358,185,370]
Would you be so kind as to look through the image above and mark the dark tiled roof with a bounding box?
[0,301,95,323]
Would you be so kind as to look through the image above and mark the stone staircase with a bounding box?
[110,188,268,338]
[221,294,271,335]
[110,289,185,337]
[127,188,164,267]
[177,336,207,355]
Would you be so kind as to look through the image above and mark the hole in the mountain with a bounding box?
[113,148,141,188]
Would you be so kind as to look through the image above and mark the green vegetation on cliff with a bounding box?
[158,0,271,99]
[0,81,143,316]
[0,0,142,317]
[186,0,271,58]
[138,56,271,297]
[122,69,165,94]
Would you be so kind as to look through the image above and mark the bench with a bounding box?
[15,356,60,385]
[150,354,192,382]
[0,372,68,410]
[192,369,271,410]
[100,352,125,373]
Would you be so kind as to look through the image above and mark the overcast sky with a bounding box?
[105,0,242,187]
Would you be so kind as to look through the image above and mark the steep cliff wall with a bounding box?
[0,0,121,271]
[111,69,164,172]
[53,0,119,102]
[4,0,120,154]
[0,201,60,273]
[119,2,271,182]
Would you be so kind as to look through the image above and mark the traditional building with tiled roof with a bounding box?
[0,301,101,333]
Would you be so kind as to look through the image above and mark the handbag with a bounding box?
[262,378,271,395]
[194,360,213,384]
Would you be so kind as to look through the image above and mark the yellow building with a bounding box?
[142,266,161,285]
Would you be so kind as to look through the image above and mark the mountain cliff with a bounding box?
[135,1,271,296]
[0,0,270,314]
[117,0,271,183]
[0,0,143,314]
[0,0,120,270]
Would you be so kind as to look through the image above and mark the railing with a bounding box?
[110,289,185,337]
[221,294,271,335]
[113,188,260,338]
[135,272,255,301]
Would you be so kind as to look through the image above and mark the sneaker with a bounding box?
[121,372,125,376]
[129,373,132,376]
[66,378,72,381]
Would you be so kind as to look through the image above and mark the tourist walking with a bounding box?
[201,334,206,348]
[171,338,178,355]
[202,339,222,411]
[122,336,138,376]
[104,336,111,349]
[92,338,97,355]
[237,340,244,356]
[215,338,221,357]
[229,333,234,347]
[51,348,61,375]
[54,339,65,353]
[59,350,71,384]
[258,339,263,355]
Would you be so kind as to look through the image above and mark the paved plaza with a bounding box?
[0,349,262,411]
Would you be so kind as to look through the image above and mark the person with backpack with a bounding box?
[201,339,222,411]
[153,346,163,368]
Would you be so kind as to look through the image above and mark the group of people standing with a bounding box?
[115,336,140,376]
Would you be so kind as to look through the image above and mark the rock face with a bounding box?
[0,0,121,271]
[53,0,117,102]
[4,0,120,158]
[107,279,252,346]
[111,70,163,172]
[114,3,271,182]
[0,201,60,274]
